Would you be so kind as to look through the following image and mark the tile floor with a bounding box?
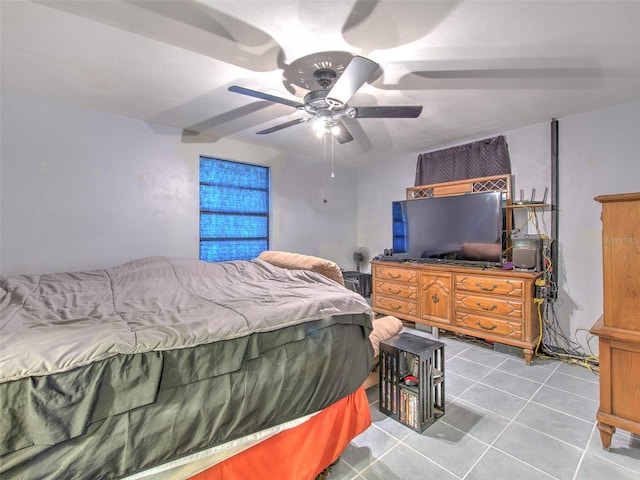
[331,327,640,480]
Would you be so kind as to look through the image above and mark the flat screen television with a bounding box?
[391,191,504,266]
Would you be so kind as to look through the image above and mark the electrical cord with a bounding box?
[526,214,599,372]
[537,291,600,372]
[433,211,599,373]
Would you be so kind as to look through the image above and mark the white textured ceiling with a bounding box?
[3,0,640,163]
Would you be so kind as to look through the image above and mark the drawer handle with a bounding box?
[476,282,497,292]
[389,273,402,279]
[389,287,401,295]
[476,302,497,312]
[389,303,402,311]
[432,294,440,304]
[476,320,498,331]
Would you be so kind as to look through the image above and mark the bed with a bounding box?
[0,253,379,479]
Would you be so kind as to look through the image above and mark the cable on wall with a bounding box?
[532,119,599,372]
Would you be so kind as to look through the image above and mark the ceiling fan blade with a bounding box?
[342,0,380,34]
[341,1,457,53]
[355,106,423,118]
[228,86,304,109]
[37,1,283,72]
[376,57,603,91]
[334,121,354,144]
[326,56,379,107]
[341,117,374,152]
[256,118,307,135]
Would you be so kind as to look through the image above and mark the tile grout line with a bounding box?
[368,348,559,479]
[535,381,600,404]
[399,355,512,480]
[361,351,477,479]
[579,423,640,477]
[348,398,412,477]
[552,368,600,385]
[395,439,466,480]
[458,357,562,479]
[571,423,599,480]
[358,338,625,480]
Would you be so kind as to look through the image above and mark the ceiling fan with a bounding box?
[228,51,423,144]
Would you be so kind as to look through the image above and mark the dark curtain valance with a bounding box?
[415,135,511,186]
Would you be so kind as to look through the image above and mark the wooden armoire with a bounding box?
[590,192,640,450]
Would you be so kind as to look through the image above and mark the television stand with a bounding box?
[371,260,542,365]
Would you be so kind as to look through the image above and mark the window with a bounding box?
[199,157,269,262]
[392,201,407,254]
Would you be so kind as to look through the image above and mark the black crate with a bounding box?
[342,271,372,297]
[379,333,445,432]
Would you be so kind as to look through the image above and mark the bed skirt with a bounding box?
[189,387,371,480]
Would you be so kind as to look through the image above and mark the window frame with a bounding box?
[199,156,270,262]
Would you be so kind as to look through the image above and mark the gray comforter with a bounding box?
[0,256,372,382]
[0,256,374,479]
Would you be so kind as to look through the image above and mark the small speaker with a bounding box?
[512,236,543,271]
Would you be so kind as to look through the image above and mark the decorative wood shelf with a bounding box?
[407,174,511,200]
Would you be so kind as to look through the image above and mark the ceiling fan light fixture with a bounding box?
[229,52,422,146]
[313,117,327,135]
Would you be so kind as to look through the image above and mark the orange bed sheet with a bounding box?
[189,387,372,480]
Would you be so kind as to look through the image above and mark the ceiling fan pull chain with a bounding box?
[331,132,335,178]
[323,130,327,172]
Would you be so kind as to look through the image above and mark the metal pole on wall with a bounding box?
[550,118,559,298]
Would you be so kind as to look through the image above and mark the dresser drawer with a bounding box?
[375,281,418,300]
[455,293,524,318]
[374,296,419,317]
[456,312,523,339]
[374,266,418,284]
[455,274,524,298]
[372,260,540,364]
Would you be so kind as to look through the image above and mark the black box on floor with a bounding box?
[342,271,372,297]
[379,333,445,432]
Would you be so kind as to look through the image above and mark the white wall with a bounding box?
[270,157,361,270]
[0,92,360,275]
[357,100,640,353]
[4,92,639,351]
[356,123,555,260]
[554,101,640,351]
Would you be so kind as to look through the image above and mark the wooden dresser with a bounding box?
[372,261,541,364]
[590,192,640,450]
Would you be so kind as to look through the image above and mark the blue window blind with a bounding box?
[199,157,269,262]
[392,201,407,253]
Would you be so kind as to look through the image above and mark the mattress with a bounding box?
[0,256,374,479]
